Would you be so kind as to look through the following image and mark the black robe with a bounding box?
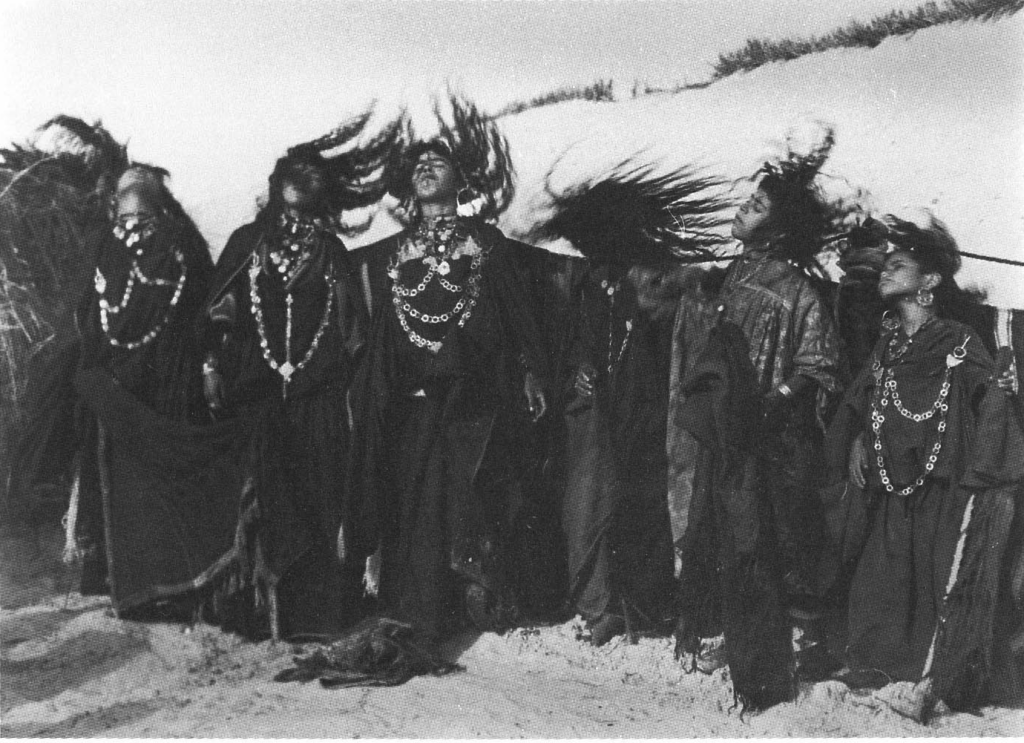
[71,217,217,609]
[825,317,1024,709]
[560,264,676,628]
[202,217,368,638]
[347,218,549,641]
[674,319,796,711]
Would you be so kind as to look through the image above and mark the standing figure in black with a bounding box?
[522,161,730,647]
[562,259,679,645]
[348,130,549,645]
[73,164,214,612]
[202,147,368,639]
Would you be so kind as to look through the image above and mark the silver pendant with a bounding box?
[279,361,295,380]
[437,260,451,276]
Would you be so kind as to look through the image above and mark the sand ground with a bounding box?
[2,523,1023,738]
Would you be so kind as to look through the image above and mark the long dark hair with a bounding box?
[749,121,840,273]
[384,91,515,224]
[527,155,731,266]
[256,147,336,232]
[756,171,831,268]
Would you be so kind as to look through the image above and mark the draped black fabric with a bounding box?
[74,368,249,613]
[560,265,676,627]
[6,217,107,521]
[674,321,795,711]
[7,337,82,523]
[346,219,549,641]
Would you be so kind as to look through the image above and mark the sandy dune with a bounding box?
[3,525,1022,738]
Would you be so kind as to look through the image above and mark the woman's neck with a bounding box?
[283,205,317,222]
[895,298,937,337]
[741,238,773,256]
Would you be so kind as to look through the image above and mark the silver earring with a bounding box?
[916,288,934,307]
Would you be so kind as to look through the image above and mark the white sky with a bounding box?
[0,0,978,250]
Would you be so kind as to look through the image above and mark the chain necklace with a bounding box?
[94,224,187,350]
[248,251,336,399]
[112,214,158,246]
[267,212,327,284]
[389,220,489,353]
[392,260,464,298]
[868,326,969,497]
[601,278,632,374]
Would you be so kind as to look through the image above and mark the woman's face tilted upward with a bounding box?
[411,150,461,206]
[878,249,940,301]
[731,187,775,243]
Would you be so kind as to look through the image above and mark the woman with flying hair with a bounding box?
[673,125,844,709]
[346,115,549,646]
[826,212,1022,718]
[201,145,369,639]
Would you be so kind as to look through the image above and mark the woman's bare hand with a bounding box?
[849,433,870,489]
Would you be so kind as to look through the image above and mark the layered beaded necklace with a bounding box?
[248,215,335,399]
[389,216,488,354]
[868,319,969,497]
[267,212,325,284]
[95,216,187,350]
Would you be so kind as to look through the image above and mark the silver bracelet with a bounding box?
[776,382,794,398]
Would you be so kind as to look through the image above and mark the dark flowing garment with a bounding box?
[666,285,719,545]
[561,265,676,628]
[500,243,579,618]
[7,217,108,525]
[72,217,216,606]
[825,317,1024,709]
[73,368,247,613]
[675,321,795,710]
[714,252,841,601]
[347,218,549,642]
[674,251,841,710]
[203,218,367,639]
